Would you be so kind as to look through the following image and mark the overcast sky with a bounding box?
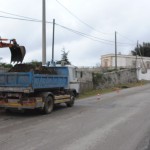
[0,0,150,66]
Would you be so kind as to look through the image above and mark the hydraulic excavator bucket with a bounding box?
[0,38,26,63]
[9,45,26,63]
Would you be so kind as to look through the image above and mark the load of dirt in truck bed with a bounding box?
[8,64,57,75]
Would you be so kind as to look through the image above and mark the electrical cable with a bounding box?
[0,14,115,45]
[0,15,42,23]
[56,23,134,46]
[0,10,41,22]
[0,13,135,46]
[56,23,135,46]
[55,0,113,35]
[117,32,135,43]
[56,23,114,43]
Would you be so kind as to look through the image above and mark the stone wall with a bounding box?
[76,68,138,93]
[94,69,137,89]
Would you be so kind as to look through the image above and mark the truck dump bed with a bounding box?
[0,67,69,93]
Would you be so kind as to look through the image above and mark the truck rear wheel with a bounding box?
[5,109,11,113]
[43,96,54,114]
[66,94,75,107]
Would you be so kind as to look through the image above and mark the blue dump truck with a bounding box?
[0,65,80,114]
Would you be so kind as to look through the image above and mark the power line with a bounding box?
[57,23,114,43]
[0,13,115,44]
[117,32,136,46]
[56,23,134,44]
[117,42,135,46]
[117,32,135,43]
[55,0,113,35]
[0,15,42,23]
[0,10,41,21]
[0,10,53,23]
[56,23,135,46]
[55,23,115,45]
[0,13,135,46]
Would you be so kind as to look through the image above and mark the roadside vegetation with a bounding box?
[79,80,149,99]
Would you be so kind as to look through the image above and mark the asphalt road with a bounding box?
[1,84,150,150]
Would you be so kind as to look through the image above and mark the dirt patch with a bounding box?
[8,64,57,75]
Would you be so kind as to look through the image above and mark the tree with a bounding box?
[56,48,71,65]
[25,60,42,67]
[0,63,12,68]
[0,58,13,68]
[131,42,150,57]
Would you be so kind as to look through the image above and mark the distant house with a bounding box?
[101,53,150,81]
[101,54,150,69]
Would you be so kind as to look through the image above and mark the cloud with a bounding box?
[0,0,150,66]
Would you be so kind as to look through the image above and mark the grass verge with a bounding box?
[78,80,149,99]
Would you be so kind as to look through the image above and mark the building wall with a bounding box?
[111,56,130,68]
[101,56,112,68]
[76,68,93,93]
[101,54,150,69]
[79,81,93,93]
[137,68,150,80]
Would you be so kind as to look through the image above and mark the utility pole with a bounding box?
[52,19,55,64]
[135,41,139,68]
[115,31,117,70]
[42,0,46,65]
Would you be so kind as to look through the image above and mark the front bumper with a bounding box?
[0,100,44,110]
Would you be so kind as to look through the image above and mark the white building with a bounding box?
[101,54,150,81]
[101,54,150,69]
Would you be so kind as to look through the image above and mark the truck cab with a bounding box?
[67,65,80,96]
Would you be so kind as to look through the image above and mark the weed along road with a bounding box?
[1,84,150,150]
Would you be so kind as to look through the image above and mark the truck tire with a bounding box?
[66,94,75,107]
[43,96,54,114]
[5,109,11,113]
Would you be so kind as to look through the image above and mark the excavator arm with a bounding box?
[0,38,26,63]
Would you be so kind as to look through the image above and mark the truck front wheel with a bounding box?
[43,96,54,114]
